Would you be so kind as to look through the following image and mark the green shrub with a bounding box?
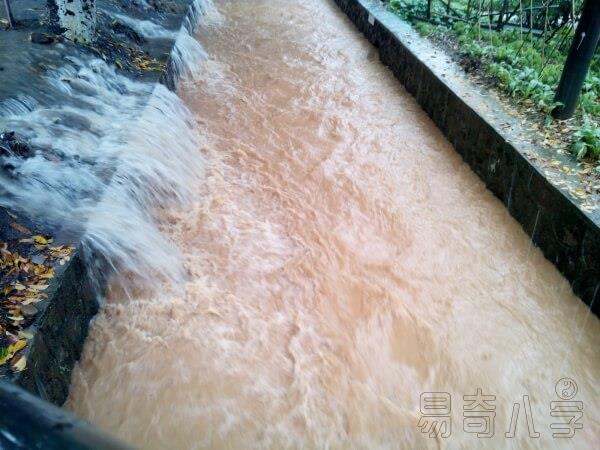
[570,119,600,161]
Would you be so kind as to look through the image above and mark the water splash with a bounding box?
[184,0,223,33]
[169,31,208,82]
[79,81,206,288]
[112,13,178,40]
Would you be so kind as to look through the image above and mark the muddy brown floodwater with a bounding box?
[67,0,600,448]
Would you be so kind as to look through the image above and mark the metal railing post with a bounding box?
[552,0,600,120]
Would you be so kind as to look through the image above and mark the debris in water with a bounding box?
[30,32,61,45]
[0,131,34,158]
[9,223,31,235]
[110,20,146,46]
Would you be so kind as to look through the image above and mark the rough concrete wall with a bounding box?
[48,0,96,43]
[11,249,99,405]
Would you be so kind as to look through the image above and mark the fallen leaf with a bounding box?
[11,355,27,372]
[20,304,38,317]
[39,268,55,279]
[28,284,49,291]
[32,235,52,245]
[0,339,26,365]
[10,223,31,235]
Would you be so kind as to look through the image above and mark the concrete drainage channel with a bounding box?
[333,0,600,315]
[0,0,205,447]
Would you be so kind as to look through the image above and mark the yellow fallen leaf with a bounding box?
[21,297,44,305]
[32,235,52,245]
[12,340,26,352]
[39,268,55,279]
[28,284,49,291]
[0,340,27,365]
[11,355,26,372]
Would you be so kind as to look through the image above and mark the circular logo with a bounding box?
[555,378,578,400]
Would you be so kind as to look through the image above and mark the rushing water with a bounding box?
[66,0,599,448]
[0,1,209,286]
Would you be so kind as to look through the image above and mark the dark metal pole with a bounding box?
[427,0,433,20]
[497,0,509,30]
[0,381,132,450]
[3,0,15,28]
[552,0,600,120]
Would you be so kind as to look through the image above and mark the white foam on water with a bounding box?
[170,31,208,82]
[112,13,178,40]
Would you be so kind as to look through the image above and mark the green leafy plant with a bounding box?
[388,0,600,161]
[570,119,600,161]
